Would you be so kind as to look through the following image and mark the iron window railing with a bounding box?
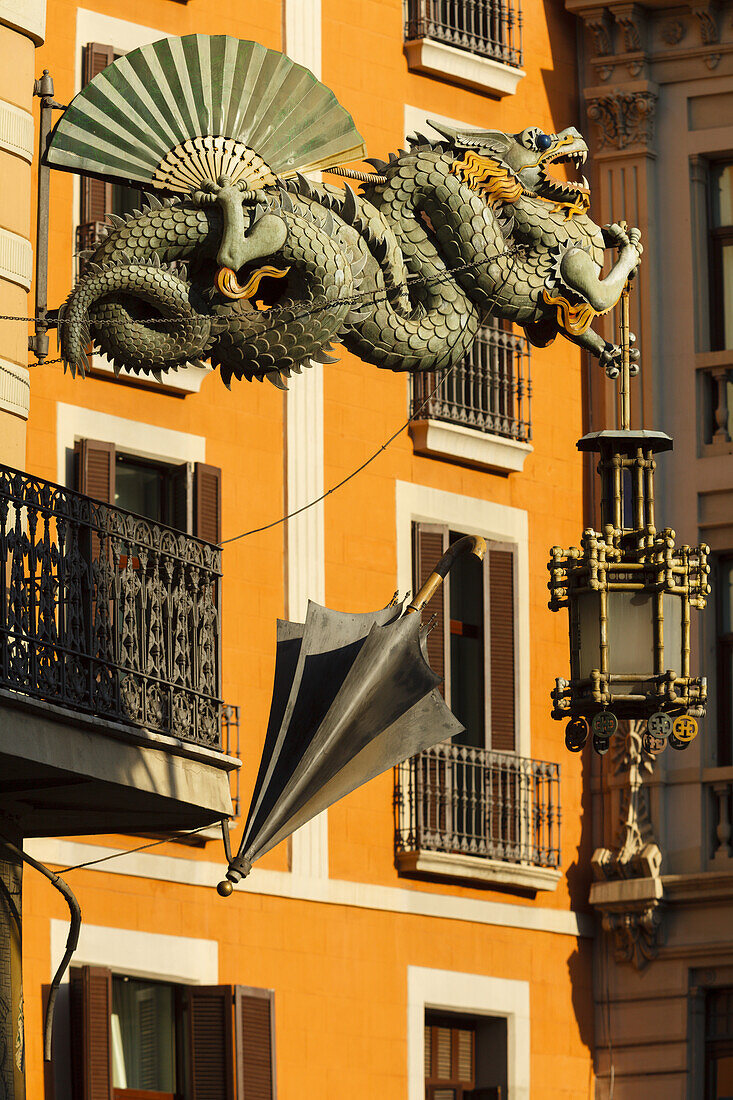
[411,321,532,443]
[404,0,523,69]
[0,462,222,748]
[395,742,560,868]
[222,703,241,816]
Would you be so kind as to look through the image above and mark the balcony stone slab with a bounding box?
[396,848,562,892]
[404,37,525,97]
[0,688,238,837]
[409,417,533,473]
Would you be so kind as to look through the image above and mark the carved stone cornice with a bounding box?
[586,88,657,151]
[590,721,664,969]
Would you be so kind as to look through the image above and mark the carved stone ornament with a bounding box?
[589,721,664,969]
[614,4,646,53]
[586,90,657,151]
[583,7,614,57]
[661,19,686,45]
[691,0,720,45]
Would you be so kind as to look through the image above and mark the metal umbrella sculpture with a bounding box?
[216,536,485,894]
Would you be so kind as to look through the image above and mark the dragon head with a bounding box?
[428,120,590,213]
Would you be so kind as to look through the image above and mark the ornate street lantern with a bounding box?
[548,285,710,756]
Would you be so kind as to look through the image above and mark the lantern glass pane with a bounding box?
[607,592,655,692]
[663,593,683,676]
[576,591,684,696]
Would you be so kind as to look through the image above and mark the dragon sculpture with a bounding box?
[49,38,642,388]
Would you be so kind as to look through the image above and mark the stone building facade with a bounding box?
[567,0,733,1095]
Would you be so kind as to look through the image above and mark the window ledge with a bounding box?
[404,37,525,97]
[91,352,213,396]
[409,418,532,473]
[396,849,562,892]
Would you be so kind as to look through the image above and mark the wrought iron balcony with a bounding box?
[0,463,222,749]
[411,321,532,444]
[394,743,561,882]
[404,0,523,69]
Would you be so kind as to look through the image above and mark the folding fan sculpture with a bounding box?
[216,536,485,894]
[45,33,644,387]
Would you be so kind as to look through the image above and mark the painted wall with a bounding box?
[20,0,596,1095]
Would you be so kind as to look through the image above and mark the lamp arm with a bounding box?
[405,535,487,615]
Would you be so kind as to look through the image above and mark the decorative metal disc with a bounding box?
[671,715,698,743]
[642,731,667,755]
[591,710,618,739]
[592,733,610,755]
[647,711,672,739]
[565,717,589,753]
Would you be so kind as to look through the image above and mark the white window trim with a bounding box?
[407,965,530,1100]
[396,480,530,757]
[51,919,218,985]
[56,401,206,487]
[72,10,212,395]
[404,39,525,98]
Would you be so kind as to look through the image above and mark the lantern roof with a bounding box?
[576,429,673,454]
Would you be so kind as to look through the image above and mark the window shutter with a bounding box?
[185,985,235,1100]
[171,461,191,533]
[81,45,114,230]
[234,986,276,1100]
[74,439,115,504]
[488,549,516,751]
[412,522,448,693]
[69,965,112,1100]
[194,462,222,544]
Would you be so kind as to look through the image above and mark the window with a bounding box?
[78,43,145,262]
[74,437,221,542]
[410,318,532,445]
[425,1012,506,1099]
[69,966,275,1100]
[412,523,515,750]
[706,988,733,1099]
[709,162,733,351]
[404,0,523,69]
[717,556,733,765]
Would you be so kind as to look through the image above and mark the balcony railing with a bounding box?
[404,0,523,69]
[222,703,241,816]
[75,221,107,278]
[699,362,733,455]
[395,743,560,868]
[0,463,222,748]
[411,321,532,443]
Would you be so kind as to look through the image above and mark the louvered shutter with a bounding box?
[81,45,114,231]
[235,986,276,1100]
[194,462,222,544]
[171,461,191,533]
[69,965,112,1100]
[412,522,448,692]
[488,549,515,751]
[74,438,115,503]
[186,985,235,1100]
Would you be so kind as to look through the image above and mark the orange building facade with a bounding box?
[9,0,597,1096]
